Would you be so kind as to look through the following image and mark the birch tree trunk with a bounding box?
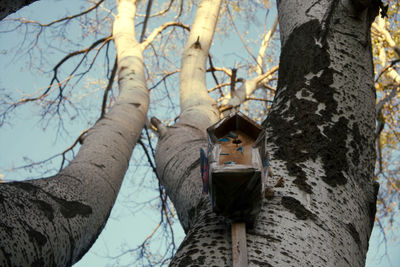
[0,0,38,21]
[0,0,148,265]
[156,0,379,266]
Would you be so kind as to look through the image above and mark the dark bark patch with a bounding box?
[32,200,54,221]
[27,228,47,247]
[9,181,92,218]
[346,222,361,247]
[250,259,273,267]
[320,116,349,187]
[288,162,312,194]
[93,163,106,169]
[31,258,45,267]
[0,246,12,267]
[0,222,14,236]
[368,182,379,228]
[54,199,92,219]
[281,196,315,220]
[197,255,206,264]
[350,123,362,167]
[191,36,202,49]
[265,19,350,191]
[9,182,39,193]
[255,233,281,243]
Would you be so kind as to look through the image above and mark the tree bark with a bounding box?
[155,0,221,233]
[0,0,38,21]
[0,0,148,266]
[157,0,379,266]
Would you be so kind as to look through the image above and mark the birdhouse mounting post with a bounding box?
[232,222,248,267]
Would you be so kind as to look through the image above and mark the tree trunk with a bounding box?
[0,0,38,21]
[0,0,148,266]
[156,1,379,266]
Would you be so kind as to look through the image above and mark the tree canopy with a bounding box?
[0,0,399,266]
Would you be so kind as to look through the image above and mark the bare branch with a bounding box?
[207,54,225,97]
[140,22,190,50]
[59,129,89,171]
[256,16,278,75]
[209,66,232,76]
[247,96,274,102]
[208,81,232,93]
[138,139,159,180]
[226,3,258,66]
[4,128,89,174]
[139,0,153,42]
[136,0,175,18]
[101,57,118,118]
[19,36,112,105]
[220,65,278,109]
[11,0,105,27]
[149,69,179,90]
[150,116,168,137]
[376,86,399,117]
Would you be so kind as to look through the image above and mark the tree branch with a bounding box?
[140,22,190,50]
[101,57,118,118]
[12,0,105,27]
[179,0,222,116]
[139,0,153,42]
[221,65,278,109]
[256,16,278,75]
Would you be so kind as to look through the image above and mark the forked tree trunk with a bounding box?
[0,0,148,265]
[156,1,379,266]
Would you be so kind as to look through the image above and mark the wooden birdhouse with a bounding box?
[206,112,265,224]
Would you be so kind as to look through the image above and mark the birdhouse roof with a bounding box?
[207,112,263,143]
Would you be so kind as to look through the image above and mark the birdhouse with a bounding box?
[206,112,265,224]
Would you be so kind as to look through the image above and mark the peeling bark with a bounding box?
[0,0,148,265]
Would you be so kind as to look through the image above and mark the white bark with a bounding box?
[222,66,278,109]
[154,0,222,234]
[0,0,148,265]
[179,0,221,125]
[158,0,379,266]
[0,0,38,20]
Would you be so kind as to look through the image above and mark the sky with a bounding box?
[0,0,399,266]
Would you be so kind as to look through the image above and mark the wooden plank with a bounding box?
[218,130,254,166]
[232,222,248,267]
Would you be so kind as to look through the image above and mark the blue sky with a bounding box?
[0,0,399,266]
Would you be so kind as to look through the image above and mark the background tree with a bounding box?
[0,0,399,266]
[0,0,149,265]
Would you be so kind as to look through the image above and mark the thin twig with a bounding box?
[208,55,224,97]
[139,0,154,42]
[149,70,179,90]
[226,3,258,65]
[141,22,190,50]
[14,0,105,27]
[101,57,118,118]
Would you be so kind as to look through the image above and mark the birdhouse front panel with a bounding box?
[217,130,254,166]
